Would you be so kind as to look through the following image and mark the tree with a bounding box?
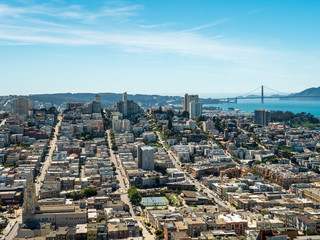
[98,217,106,222]
[155,165,167,175]
[80,188,97,198]
[164,129,173,137]
[130,190,142,204]
[70,191,80,200]
[168,119,173,130]
[155,229,164,238]
[306,230,319,236]
[7,208,14,216]
[128,186,142,204]
[179,111,189,119]
[166,109,174,119]
[214,118,221,131]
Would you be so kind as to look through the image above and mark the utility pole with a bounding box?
[261,85,264,104]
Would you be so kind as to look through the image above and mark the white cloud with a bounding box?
[0,2,143,22]
[0,22,270,66]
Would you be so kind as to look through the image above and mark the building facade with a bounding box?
[254,109,271,126]
[137,145,154,171]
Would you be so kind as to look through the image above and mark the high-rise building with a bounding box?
[87,95,101,114]
[112,119,122,132]
[122,119,131,132]
[94,94,100,102]
[91,101,101,113]
[13,97,33,115]
[189,101,202,118]
[123,92,128,117]
[114,92,143,117]
[183,94,199,113]
[254,109,271,126]
[137,145,154,171]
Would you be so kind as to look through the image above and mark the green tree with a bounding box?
[98,217,106,222]
[168,119,173,130]
[80,188,97,198]
[214,118,221,131]
[130,190,142,204]
[155,229,164,238]
[166,109,174,119]
[179,111,189,118]
[306,230,319,236]
[128,186,142,204]
[70,191,80,200]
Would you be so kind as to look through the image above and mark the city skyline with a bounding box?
[1,0,320,95]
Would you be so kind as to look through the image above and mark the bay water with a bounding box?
[204,99,320,117]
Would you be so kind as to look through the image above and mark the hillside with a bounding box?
[289,86,320,98]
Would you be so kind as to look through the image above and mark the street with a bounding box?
[106,129,155,240]
[156,131,236,211]
[36,114,62,196]
[0,118,6,127]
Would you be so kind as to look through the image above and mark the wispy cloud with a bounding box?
[246,5,277,15]
[0,2,143,23]
[0,3,269,66]
[0,22,270,66]
[0,4,26,17]
[139,23,174,29]
[1,1,310,76]
[182,17,233,32]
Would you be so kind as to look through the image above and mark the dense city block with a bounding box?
[1,94,320,239]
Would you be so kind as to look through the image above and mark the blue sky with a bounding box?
[0,0,320,97]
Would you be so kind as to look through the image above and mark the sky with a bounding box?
[0,0,320,97]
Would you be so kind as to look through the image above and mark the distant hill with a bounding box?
[25,92,226,109]
[287,86,320,99]
[27,92,184,109]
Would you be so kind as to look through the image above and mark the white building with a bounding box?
[137,145,154,171]
[189,101,202,118]
[187,120,197,130]
[112,119,122,132]
[122,119,131,132]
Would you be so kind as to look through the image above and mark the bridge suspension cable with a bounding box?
[238,86,262,98]
[263,85,290,96]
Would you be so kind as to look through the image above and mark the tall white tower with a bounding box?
[123,92,128,117]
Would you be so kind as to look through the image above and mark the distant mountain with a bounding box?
[288,86,320,99]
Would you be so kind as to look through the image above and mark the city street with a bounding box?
[106,129,155,239]
[2,221,19,240]
[36,114,62,196]
[156,131,236,211]
[0,118,6,127]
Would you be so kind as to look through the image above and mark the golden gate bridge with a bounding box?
[212,85,320,104]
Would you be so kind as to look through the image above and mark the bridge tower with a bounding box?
[261,85,264,104]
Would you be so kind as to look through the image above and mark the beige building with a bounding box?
[23,174,87,228]
[13,97,34,115]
